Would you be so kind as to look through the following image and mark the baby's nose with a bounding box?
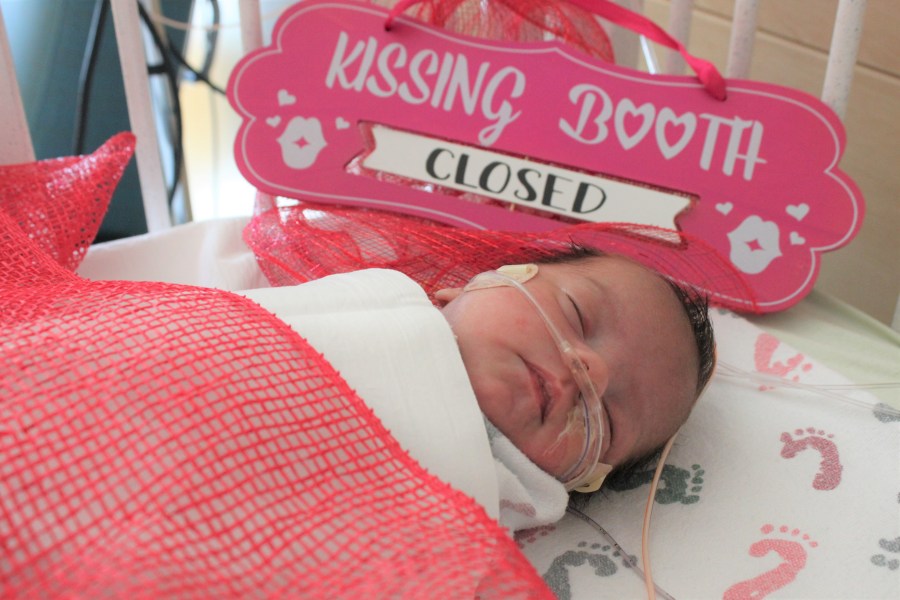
[573,346,610,398]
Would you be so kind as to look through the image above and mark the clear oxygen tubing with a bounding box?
[716,361,900,411]
[569,361,899,600]
[641,431,679,600]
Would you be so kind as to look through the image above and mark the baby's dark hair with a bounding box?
[666,281,715,395]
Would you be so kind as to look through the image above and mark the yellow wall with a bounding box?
[641,0,899,324]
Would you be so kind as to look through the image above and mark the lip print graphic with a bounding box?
[727,215,783,275]
[277,117,328,170]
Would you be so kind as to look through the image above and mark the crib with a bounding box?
[1,1,898,598]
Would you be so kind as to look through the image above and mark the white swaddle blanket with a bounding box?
[239,269,501,518]
[240,269,571,532]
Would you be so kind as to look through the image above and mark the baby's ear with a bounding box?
[434,287,463,304]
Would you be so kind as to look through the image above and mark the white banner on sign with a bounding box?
[361,124,691,228]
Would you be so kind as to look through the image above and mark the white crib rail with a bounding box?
[0,4,34,166]
[822,0,868,120]
[664,0,693,75]
[237,0,277,212]
[238,0,264,53]
[109,0,172,232]
[725,0,866,120]
[725,0,759,79]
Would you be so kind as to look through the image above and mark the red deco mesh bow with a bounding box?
[0,139,551,598]
[380,0,615,62]
[245,199,758,313]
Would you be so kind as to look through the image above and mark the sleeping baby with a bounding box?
[243,249,714,531]
[436,250,715,529]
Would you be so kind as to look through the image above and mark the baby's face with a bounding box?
[439,255,699,481]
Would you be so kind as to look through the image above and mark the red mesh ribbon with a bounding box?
[386,0,726,99]
[0,132,135,271]
[245,201,758,312]
[383,0,614,62]
[563,0,726,99]
[0,151,551,597]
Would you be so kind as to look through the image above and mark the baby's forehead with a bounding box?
[547,254,670,292]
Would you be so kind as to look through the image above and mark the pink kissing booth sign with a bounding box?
[227,0,863,312]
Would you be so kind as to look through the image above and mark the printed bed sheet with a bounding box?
[79,218,900,599]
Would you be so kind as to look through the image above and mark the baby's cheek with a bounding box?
[511,314,531,329]
[468,364,517,422]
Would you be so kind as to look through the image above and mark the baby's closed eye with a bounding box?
[566,293,586,337]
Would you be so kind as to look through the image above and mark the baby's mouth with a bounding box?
[526,363,555,423]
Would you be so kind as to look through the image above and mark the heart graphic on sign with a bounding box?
[266,116,282,128]
[335,117,350,130]
[786,203,810,221]
[790,231,806,245]
[716,202,734,215]
[277,89,297,106]
[614,99,654,150]
[656,108,697,160]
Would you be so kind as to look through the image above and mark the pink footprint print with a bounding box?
[514,524,556,548]
[780,427,843,490]
[753,333,813,390]
[723,524,817,600]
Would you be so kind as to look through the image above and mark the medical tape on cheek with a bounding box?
[462,263,539,291]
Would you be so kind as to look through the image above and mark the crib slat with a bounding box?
[893,296,900,332]
[726,0,760,79]
[237,1,277,212]
[109,0,172,231]
[0,4,35,165]
[611,0,645,70]
[664,0,693,75]
[239,0,264,53]
[822,0,867,120]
